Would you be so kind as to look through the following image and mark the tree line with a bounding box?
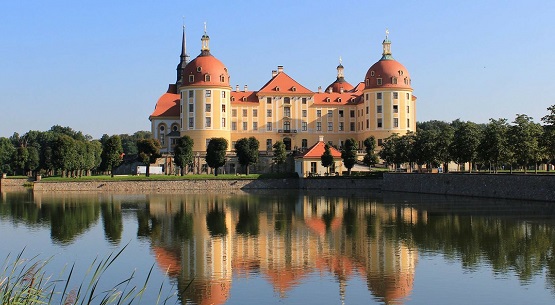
[377,106,555,173]
[0,125,156,177]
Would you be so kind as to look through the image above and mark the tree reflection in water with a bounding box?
[1,190,555,304]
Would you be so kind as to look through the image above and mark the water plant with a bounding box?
[0,246,177,305]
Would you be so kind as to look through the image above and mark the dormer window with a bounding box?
[377,78,382,85]
[337,98,342,103]
[205,74,211,82]
[231,96,235,101]
[325,97,330,103]
[220,75,225,82]
[275,86,280,91]
[392,77,397,84]
[370,71,375,77]
[197,67,202,72]
[365,78,369,86]
[291,86,296,92]
[242,97,247,102]
[189,75,194,82]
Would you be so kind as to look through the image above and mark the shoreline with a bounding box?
[2,173,555,202]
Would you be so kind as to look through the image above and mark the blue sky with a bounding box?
[1,0,554,139]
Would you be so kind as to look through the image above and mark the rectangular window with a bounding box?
[377,78,382,85]
[231,122,237,130]
[350,110,355,118]
[188,90,194,98]
[302,110,307,117]
[266,122,272,131]
[366,119,369,129]
[232,109,237,117]
[310,162,317,173]
[302,139,308,149]
[339,110,344,118]
[393,92,398,99]
[407,105,410,113]
[377,118,383,128]
[366,107,369,114]
[284,107,291,117]
[328,122,333,131]
[206,104,211,112]
[253,122,258,130]
[266,139,272,150]
[350,122,355,131]
[394,118,399,128]
[393,105,398,113]
[266,97,272,104]
[189,103,194,113]
[365,93,369,101]
[222,91,226,98]
[205,90,211,97]
[189,117,194,128]
[242,109,247,117]
[377,105,382,113]
[284,97,290,104]
[267,109,272,117]
[327,110,333,117]
[406,93,410,99]
[302,97,307,104]
[302,121,307,131]
[243,122,247,130]
[407,119,410,127]
[189,75,194,83]
[316,122,322,131]
[378,139,383,146]
[222,105,226,112]
[377,92,382,99]
[284,121,291,131]
[205,117,211,128]
[317,110,322,117]
[339,122,344,131]
[253,109,258,117]
[222,118,226,128]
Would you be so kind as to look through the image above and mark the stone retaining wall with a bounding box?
[301,178,383,190]
[0,178,29,189]
[33,178,300,192]
[383,173,555,201]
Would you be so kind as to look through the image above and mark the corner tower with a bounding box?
[361,30,416,144]
[179,24,232,152]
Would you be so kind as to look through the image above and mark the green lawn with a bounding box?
[39,172,297,182]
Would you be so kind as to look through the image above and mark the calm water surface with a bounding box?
[1,189,555,305]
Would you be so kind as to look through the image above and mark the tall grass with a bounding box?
[0,246,177,305]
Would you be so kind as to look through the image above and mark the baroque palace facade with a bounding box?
[149,27,417,155]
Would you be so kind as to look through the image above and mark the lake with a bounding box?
[1,189,555,305]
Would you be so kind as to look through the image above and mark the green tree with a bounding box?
[541,105,555,170]
[51,134,77,177]
[341,138,358,175]
[137,138,161,177]
[25,146,40,176]
[477,118,510,173]
[205,138,228,176]
[379,134,399,170]
[0,137,15,174]
[449,121,481,172]
[320,144,334,174]
[362,136,378,169]
[235,137,259,175]
[101,135,124,177]
[174,135,194,175]
[272,141,287,173]
[509,114,544,173]
[417,120,454,172]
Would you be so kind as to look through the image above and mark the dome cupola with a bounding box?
[365,30,411,90]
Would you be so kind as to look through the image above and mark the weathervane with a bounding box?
[385,28,389,39]
[204,21,207,34]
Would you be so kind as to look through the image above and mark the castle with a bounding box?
[149,26,416,166]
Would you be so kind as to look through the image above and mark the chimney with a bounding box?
[340,87,344,93]
[318,86,322,93]
[236,85,239,92]
[244,85,248,92]
[277,65,284,73]
[328,87,333,93]
[319,135,324,142]
[272,70,277,77]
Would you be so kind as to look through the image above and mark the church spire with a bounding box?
[200,22,210,55]
[381,28,393,60]
[176,23,189,85]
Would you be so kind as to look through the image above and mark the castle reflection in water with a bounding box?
[143,191,422,305]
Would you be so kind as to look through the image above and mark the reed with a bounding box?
[0,246,177,305]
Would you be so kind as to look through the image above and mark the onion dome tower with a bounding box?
[179,23,232,152]
[325,57,354,93]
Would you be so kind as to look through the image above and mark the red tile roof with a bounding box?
[258,71,313,95]
[300,141,342,159]
[230,91,259,105]
[150,90,180,118]
[312,92,361,106]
